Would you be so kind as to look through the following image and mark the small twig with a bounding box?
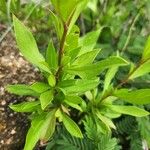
[100,56,150,102]
[0,26,12,43]
[121,13,140,55]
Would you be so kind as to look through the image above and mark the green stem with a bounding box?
[100,57,150,102]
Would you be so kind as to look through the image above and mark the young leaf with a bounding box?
[64,95,84,111]
[30,82,50,93]
[65,101,83,111]
[40,90,54,110]
[55,108,63,122]
[24,115,45,150]
[62,56,71,66]
[103,66,118,92]
[65,95,83,104]
[62,113,83,138]
[129,59,150,79]
[61,79,99,94]
[72,49,101,66]
[79,29,101,55]
[49,9,63,40]
[46,41,58,70]
[101,109,121,119]
[69,0,88,32]
[67,56,128,79]
[9,101,40,112]
[114,89,150,104]
[142,36,150,60]
[24,110,56,150]
[65,25,80,52]
[57,79,76,88]
[38,61,52,73]
[13,16,45,68]
[107,105,149,117]
[51,0,79,22]
[6,84,37,96]
[48,74,56,87]
[96,110,116,130]
[68,47,81,61]
[40,109,56,140]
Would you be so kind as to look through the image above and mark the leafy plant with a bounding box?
[7,0,150,150]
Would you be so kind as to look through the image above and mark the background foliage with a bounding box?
[0,0,150,150]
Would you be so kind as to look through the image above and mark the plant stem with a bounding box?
[55,10,75,83]
[58,24,68,66]
[100,57,150,102]
[56,23,68,82]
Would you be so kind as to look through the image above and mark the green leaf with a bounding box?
[142,36,150,60]
[62,113,83,138]
[24,115,45,150]
[61,79,99,94]
[30,82,50,93]
[46,41,58,70]
[65,25,80,52]
[0,0,7,13]
[72,49,101,66]
[13,16,45,68]
[58,79,76,88]
[64,95,84,111]
[24,110,56,150]
[79,29,101,55]
[114,89,150,104]
[40,90,54,110]
[62,56,71,66]
[101,109,121,119]
[103,66,118,92]
[40,110,56,140]
[69,0,88,33]
[69,47,81,61]
[51,0,79,22]
[107,105,149,117]
[129,59,150,79]
[96,110,116,130]
[67,56,128,79]
[48,74,56,87]
[6,84,37,96]
[38,61,52,73]
[49,9,63,40]
[65,101,83,111]
[9,101,40,112]
[87,0,98,13]
[65,95,83,104]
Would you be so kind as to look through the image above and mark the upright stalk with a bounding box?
[56,23,68,82]
[58,24,68,66]
[55,10,75,82]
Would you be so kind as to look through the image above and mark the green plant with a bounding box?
[7,0,150,150]
[46,121,120,150]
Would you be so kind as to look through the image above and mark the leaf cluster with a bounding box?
[5,0,150,150]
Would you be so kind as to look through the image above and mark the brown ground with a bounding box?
[0,25,41,150]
